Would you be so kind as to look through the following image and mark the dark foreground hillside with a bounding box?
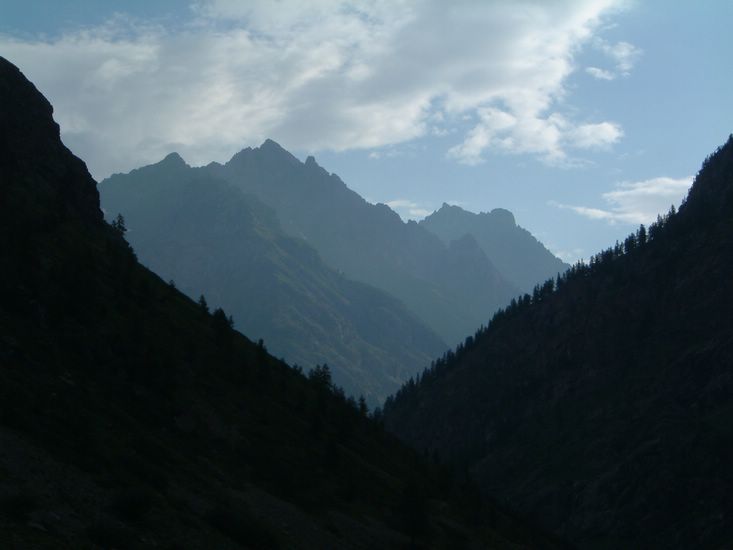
[0,57,563,549]
[385,137,733,548]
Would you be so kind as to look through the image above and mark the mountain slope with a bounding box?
[100,158,445,404]
[420,204,569,293]
[0,56,559,550]
[202,142,518,345]
[385,138,733,548]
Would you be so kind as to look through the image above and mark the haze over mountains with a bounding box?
[101,140,566,401]
[201,140,521,345]
[100,154,446,403]
[1,56,563,549]
[420,204,569,293]
[384,137,733,548]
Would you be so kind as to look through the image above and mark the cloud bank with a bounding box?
[552,176,693,225]
[1,0,628,178]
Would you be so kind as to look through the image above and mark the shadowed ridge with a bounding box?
[679,135,733,224]
[0,56,101,226]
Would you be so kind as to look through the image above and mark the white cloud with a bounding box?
[585,66,615,80]
[552,176,693,225]
[586,37,641,80]
[385,199,433,220]
[599,39,641,73]
[448,109,622,165]
[1,0,627,178]
[569,121,623,149]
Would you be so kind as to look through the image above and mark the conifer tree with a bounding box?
[198,294,209,314]
[111,213,127,236]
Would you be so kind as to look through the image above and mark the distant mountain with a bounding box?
[0,56,560,549]
[385,138,733,548]
[420,203,569,293]
[201,141,518,345]
[100,157,445,404]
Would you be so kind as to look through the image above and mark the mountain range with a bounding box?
[194,141,520,345]
[420,204,568,293]
[3,51,730,549]
[100,155,446,404]
[101,141,566,402]
[0,56,561,549]
[384,137,733,548]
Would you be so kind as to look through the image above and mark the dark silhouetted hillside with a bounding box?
[100,160,445,404]
[202,142,518,345]
[385,137,733,548]
[420,204,569,293]
[0,56,563,550]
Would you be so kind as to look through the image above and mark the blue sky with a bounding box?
[1,1,730,261]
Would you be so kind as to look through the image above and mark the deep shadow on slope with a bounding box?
[385,137,733,549]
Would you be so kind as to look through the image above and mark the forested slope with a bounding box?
[385,137,733,549]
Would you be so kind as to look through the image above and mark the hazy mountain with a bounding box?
[100,158,445,404]
[0,56,561,549]
[420,203,569,293]
[385,138,733,548]
[202,141,518,345]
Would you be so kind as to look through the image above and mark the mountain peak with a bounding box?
[232,138,301,166]
[439,202,465,213]
[161,151,187,166]
[421,203,471,224]
[260,138,286,152]
[486,207,516,227]
[225,139,301,170]
[421,200,567,292]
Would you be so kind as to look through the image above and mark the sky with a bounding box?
[1,0,731,262]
